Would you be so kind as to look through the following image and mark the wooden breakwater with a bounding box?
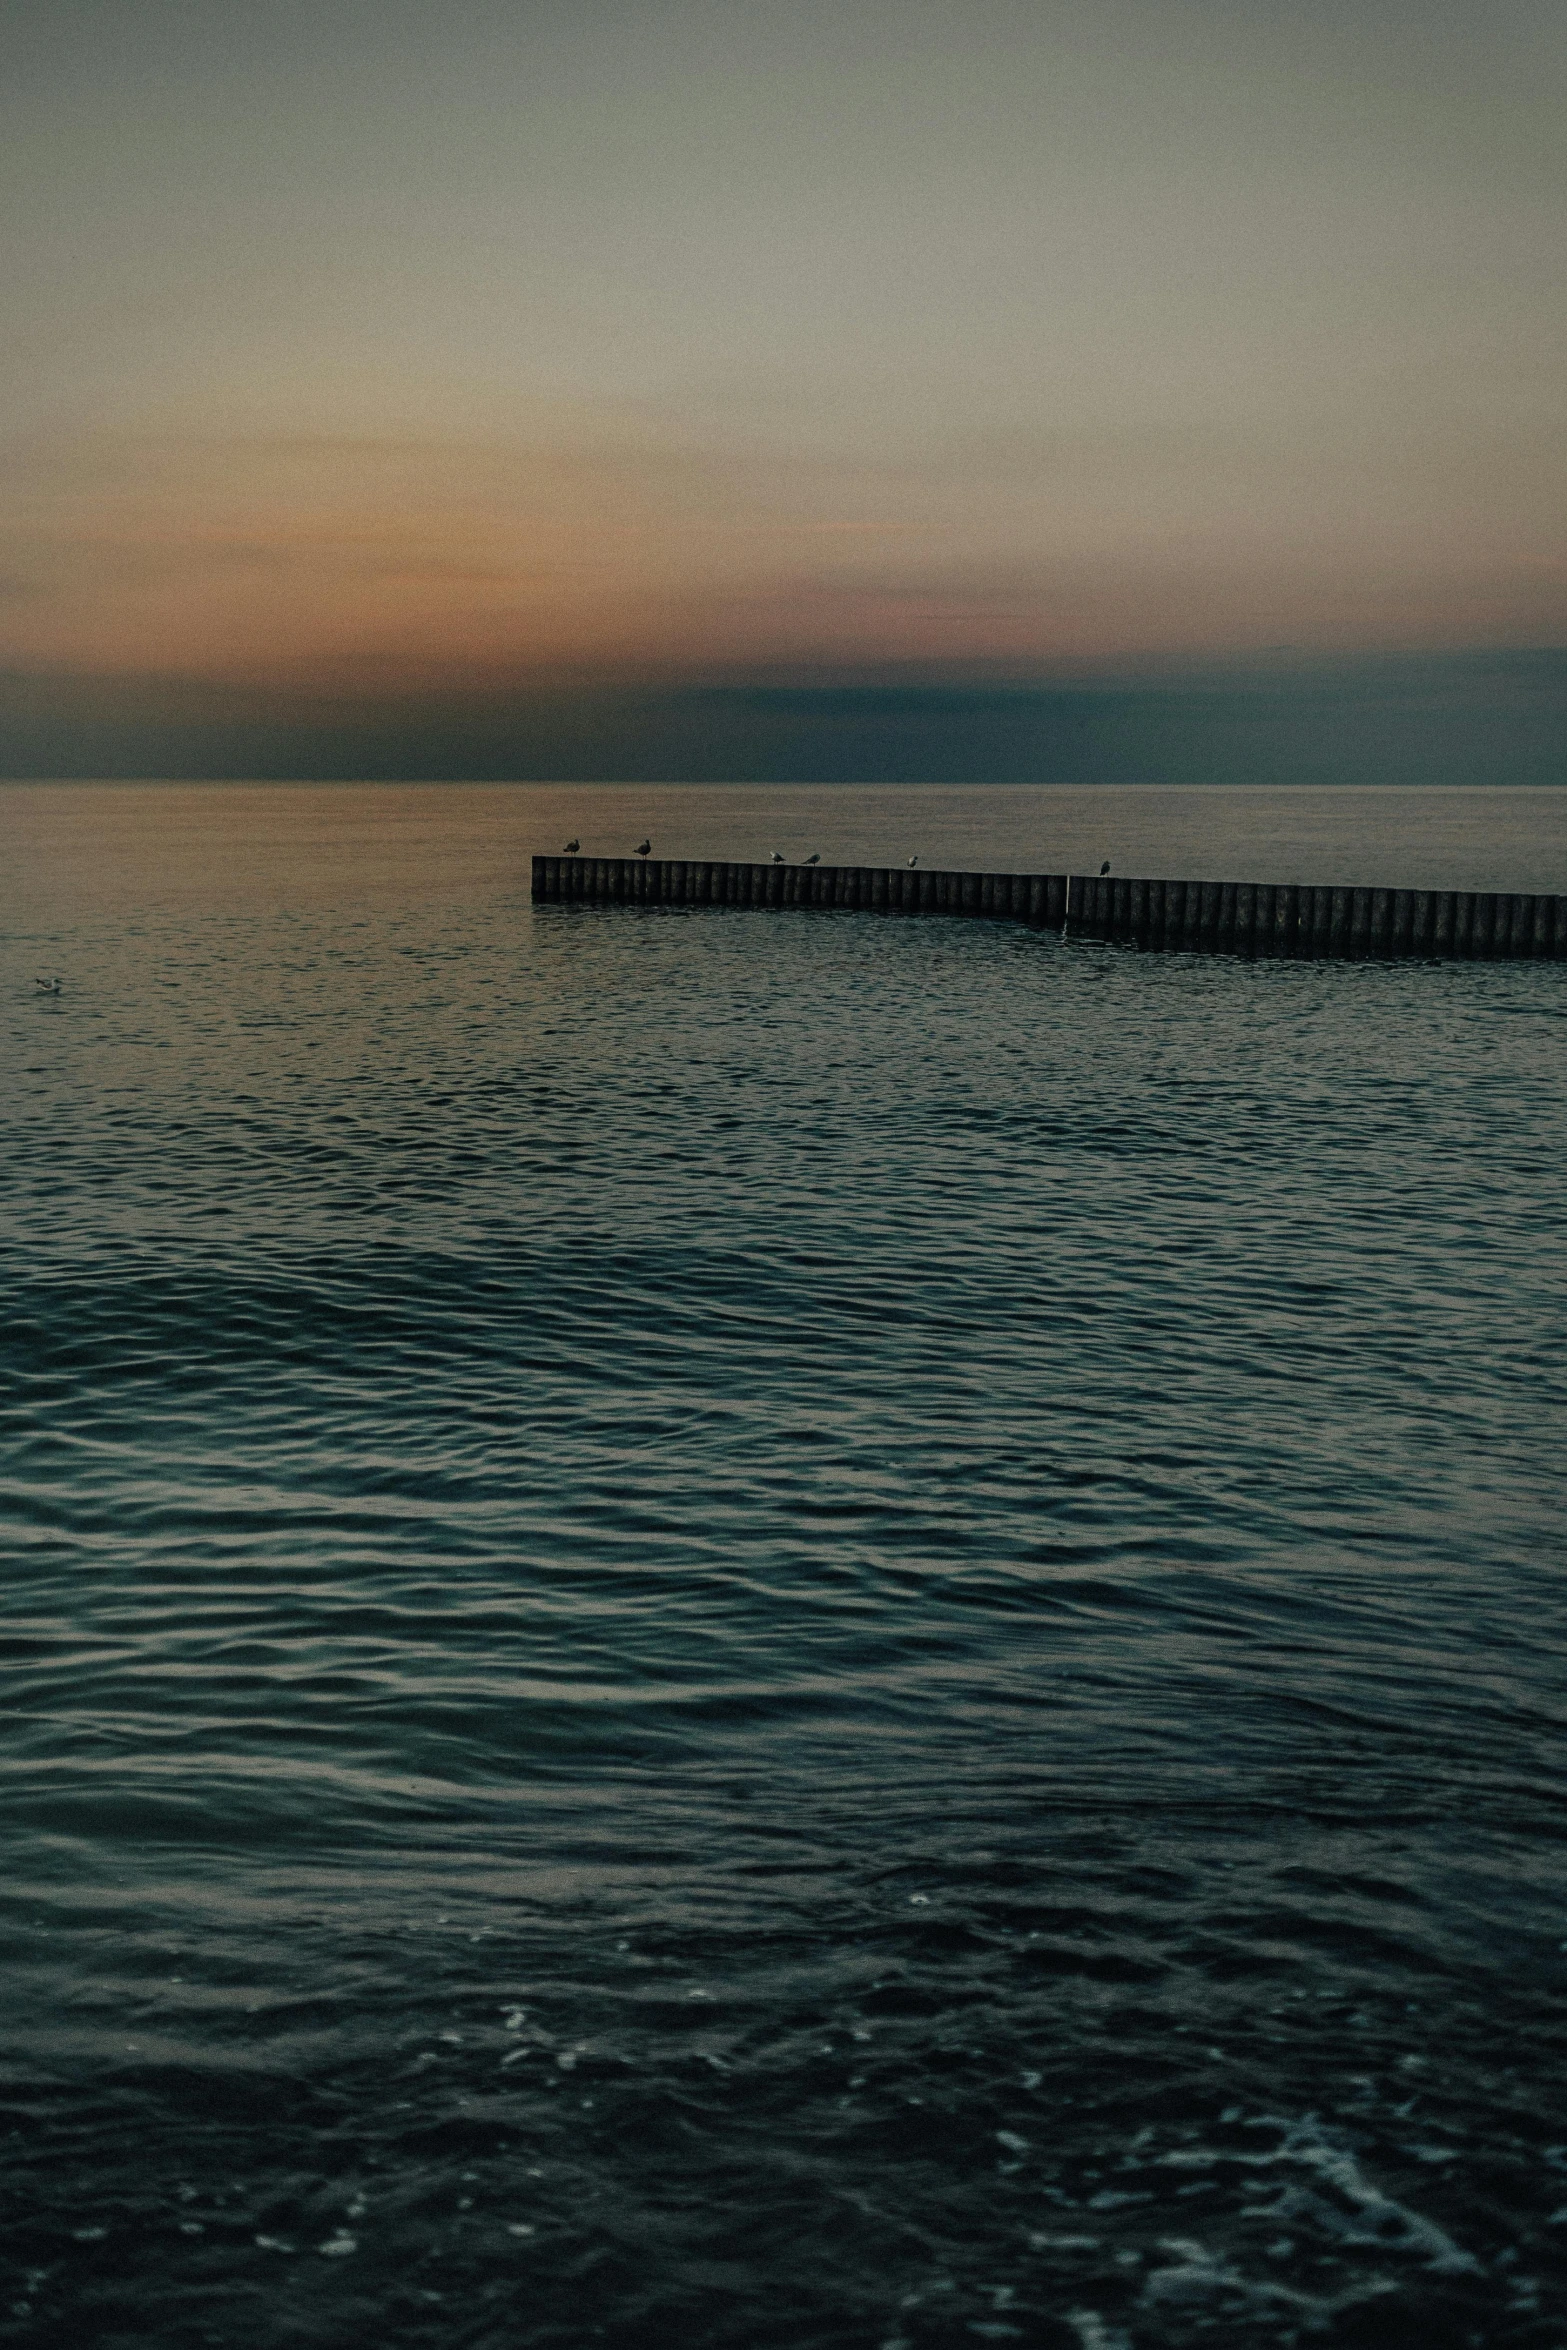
[532,856,1567,961]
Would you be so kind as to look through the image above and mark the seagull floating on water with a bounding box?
[636,838,652,858]
[804,851,821,865]
[35,976,61,993]
[564,837,580,854]
[1099,860,1111,875]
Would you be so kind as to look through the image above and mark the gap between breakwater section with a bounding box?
[532,857,1567,961]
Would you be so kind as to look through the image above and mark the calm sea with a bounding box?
[4,782,1567,2350]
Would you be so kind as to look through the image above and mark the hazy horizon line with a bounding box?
[6,645,1565,790]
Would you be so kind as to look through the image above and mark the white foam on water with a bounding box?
[1158,2115,1481,2276]
[1257,2117,1482,2275]
[1065,2311,1130,2350]
[1142,2235,1323,2317]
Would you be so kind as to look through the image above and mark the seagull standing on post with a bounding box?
[907,854,918,868]
[636,838,652,858]
[804,851,820,865]
[564,838,579,854]
[1099,860,1111,875]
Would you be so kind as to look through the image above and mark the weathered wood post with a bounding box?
[1533,896,1554,957]
[1250,884,1274,955]
[1409,890,1432,956]
[1191,880,1214,951]
[1303,884,1327,958]
[1231,882,1254,956]
[1368,888,1391,953]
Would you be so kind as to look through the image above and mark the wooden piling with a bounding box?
[1535,896,1555,957]
[532,856,1567,963]
[1369,888,1391,955]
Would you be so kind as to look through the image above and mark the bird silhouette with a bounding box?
[770,850,785,864]
[564,838,580,854]
[804,851,820,865]
[636,838,652,858]
[34,976,61,993]
[907,854,919,868]
[1099,860,1111,875]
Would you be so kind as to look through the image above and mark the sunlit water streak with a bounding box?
[3,782,1567,2348]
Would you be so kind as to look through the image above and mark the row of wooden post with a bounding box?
[532,856,1567,960]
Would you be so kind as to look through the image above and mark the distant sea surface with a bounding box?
[4,781,1567,2350]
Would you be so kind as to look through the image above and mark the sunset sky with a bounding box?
[4,0,1565,769]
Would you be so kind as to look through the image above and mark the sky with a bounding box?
[3,0,1565,773]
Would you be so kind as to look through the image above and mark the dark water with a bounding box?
[5,783,1567,2350]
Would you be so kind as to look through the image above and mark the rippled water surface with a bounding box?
[4,782,1567,2349]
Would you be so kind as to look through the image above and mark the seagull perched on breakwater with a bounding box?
[636,838,652,858]
[907,854,918,868]
[804,851,821,865]
[564,838,580,854]
[770,850,785,864]
[1099,860,1111,875]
